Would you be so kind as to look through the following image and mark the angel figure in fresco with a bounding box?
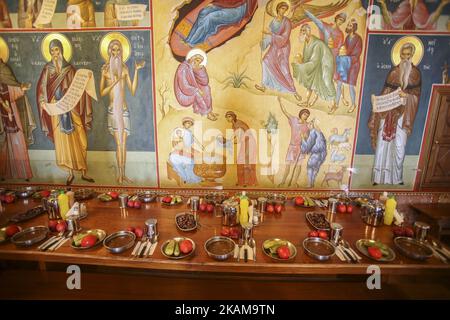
[292,24,336,108]
[66,0,96,28]
[255,2,301,101]
[99,33,146,184]
[37,36,94,185]
[104,0,139,27]
[174,48,218,121]
[377,0,450,30]
[0,45,36,181]
[276,97,310,188]
[0,0,12,28]
[18,0,51,28]
[225,111,258,187]
[168,117,203,185]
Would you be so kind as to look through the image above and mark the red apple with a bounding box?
[206,204,214,213]
[199,203,207,212]
[318,231,328,240]
[274,204,283,214]
[48,220,58,232]
[134,227,144,238]
[41,190,51,198]
[56,221,67,233]
[404,227,414,238]
[337,203,347,214]
[126,226,135,233]
[266,204,274,213]
[108,191,119,200]
[346,205,353,213]
[133,200,142,209]
[127,200,135,208]
[5,225,21,237]
[4,194,15,204]
[295,197,304,206]
[220,227,230,237]
[308,230,319,238]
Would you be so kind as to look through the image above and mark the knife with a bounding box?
[139,240,150,258]
[40,236,62,251]
[340,245,357,263]
[38,235,57,251]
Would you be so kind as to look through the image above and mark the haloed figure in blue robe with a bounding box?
[185,0,256,47]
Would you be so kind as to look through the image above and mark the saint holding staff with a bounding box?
[99,32,145,184]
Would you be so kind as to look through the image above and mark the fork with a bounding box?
[138,235,150,258]
[342,239,362,261]
[144,234,159,257]
[38,231,64,251]
[48,231,72,252]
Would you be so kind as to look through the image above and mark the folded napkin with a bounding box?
[234,244,255,261]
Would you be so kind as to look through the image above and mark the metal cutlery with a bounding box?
[342,239,362,261]
[144,234,158,257]
[339,240,358,263]
[47,231,73,252]
[39,231,64,251]
[250,238,256,261]
[138,235,150,258]
[431,239,450,260]
[237,238,243,262]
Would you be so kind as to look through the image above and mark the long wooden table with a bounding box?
[1,196,449,277]
[1,196,450,299]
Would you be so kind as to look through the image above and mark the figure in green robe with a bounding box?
[292,24,336,108]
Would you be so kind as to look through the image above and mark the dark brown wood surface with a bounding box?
[1,196,450,277]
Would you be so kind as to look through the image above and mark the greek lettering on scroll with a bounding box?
[371,88,406,113]
[43,69,97,116]
[33,0,57,27]
[115,4,147,21]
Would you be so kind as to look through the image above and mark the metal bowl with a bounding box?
[303,237,335,261]
[161,237,196,259]
[175,212,198,232]
[15,186,40,199]
[103,231,136,254]
[267,194,287,205]
[204,236,236,261]
[305,212,331,231]
[74,189,96,201]
[9,205,46,223]
[71,229,107,250]
[11,226,48,247]
[137,191,158,203]
[262,238,297,261]
[394,237,433,261]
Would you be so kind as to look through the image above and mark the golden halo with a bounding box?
[267,0,291,17]
[99,32,131,63]
[391,36,424,66]
[0,37,9,63]
[41,33,73,62]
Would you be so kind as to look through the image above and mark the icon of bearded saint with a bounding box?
[99,35,145,184]
[368,42,422,185]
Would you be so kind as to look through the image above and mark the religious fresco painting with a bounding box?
[351,33,450,190]
[154,0,369,189]
[1,0,449,191]
[0,0,150,29]
[0,30,156,186]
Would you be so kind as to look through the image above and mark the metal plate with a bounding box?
[204,236,235,261]
[394,237,433,261]
[9,206,46,223]
[103,231,136,254]
[71,229,107,250]
[262,238,297,261]
[175,212,197,232]
[11,226,49,247]
[303,237,335,261]
[74,189,96,201]
[305,212,331,231]
[356,239,396,262]
[161,237,195,259]
[137,191,158,203]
